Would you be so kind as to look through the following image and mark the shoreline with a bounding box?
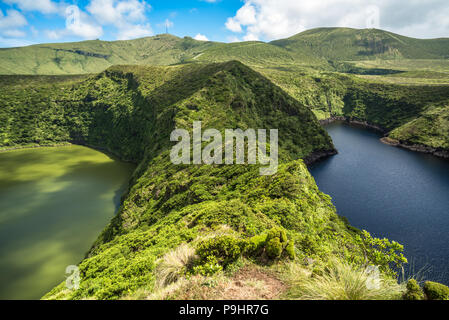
[0,141,138,164]
[380,137,449,159]
[319,116,387,134]
[0,142,73,153]
[320,117,449,160]
[304,149,339,166]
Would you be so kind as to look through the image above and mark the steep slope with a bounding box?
[335,78,449,156]
[271,27,449,61]
[0,61,335,160]
[0,62,409,300]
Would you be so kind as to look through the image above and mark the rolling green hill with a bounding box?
[0,33,318,75]
[0,34,215,75]
[271,27,449,61]
[2,27,449,76]
[1,27,448,156]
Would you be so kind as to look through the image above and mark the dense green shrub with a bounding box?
[196,236,245,268]
[424,281,449,300]
[403,279,424,300]
[192,256,223,276]
[193,228,296,275]
[266,238,283,259]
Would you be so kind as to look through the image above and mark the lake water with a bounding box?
[0,145,135,299]
[310,122,449,285]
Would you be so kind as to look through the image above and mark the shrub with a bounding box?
[192,256,223,276]
[356,230,408,276]
[423,281,449,300]
[245,233,268,256]
[267,228,288,243]
[155,244,197,288]
[196,236,244,268]
[284,241,296,260]
[266,238,283,259]
[193,228,296,276]
[403,279,424,300]
[264,228,295,261]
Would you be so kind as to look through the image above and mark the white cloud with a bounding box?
[87,0,152,39]
[243,33,259,41]
[225,3,257,33]
[3,0,59,14]
[227,36,242,43]
[117,23,152,40]
[0,9,27,30]
[66,20,103,39]
[87,0,148,25]
[225,17,242,33]
[2,29,26,37]
[194,33,209,41]
[0,36,33,47]
[226,0,449,40]
[0,9,27,39]
[46,5,103,40]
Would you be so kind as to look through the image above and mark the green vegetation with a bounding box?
[0,61,409,300]
[1,28,448,154]
[0,35,215,75]
[2,27,449,300]
[423,281,449,300]
[271,27,449,61]
[193,228,295,276]
[283,259,404,300]
[403,279,424,300]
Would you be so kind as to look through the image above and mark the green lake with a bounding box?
[0,145,135,299]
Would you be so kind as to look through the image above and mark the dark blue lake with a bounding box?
[310,121,449,284]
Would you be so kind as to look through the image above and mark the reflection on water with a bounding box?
[311,122,449,285]
[0,145,135,299]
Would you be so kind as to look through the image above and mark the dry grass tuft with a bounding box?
[154,243,197,289]
[286,260,404,300]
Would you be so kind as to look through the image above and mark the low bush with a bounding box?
[193,228,296,276]
[402,279,424,300]
[423,281,449,300]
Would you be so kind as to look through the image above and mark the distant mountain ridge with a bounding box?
[1,27,449,75]
[271,27,449,61]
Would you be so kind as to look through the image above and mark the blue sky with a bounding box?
[1,0,449,48]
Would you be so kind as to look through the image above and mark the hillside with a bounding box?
[0,33,325,75]
[2,28,449,76]
[0,34,215,75]
[1,26,448,156]
[0,61,414,300]
[271,27,449,61]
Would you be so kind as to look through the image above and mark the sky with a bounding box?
[0,0,449,48]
